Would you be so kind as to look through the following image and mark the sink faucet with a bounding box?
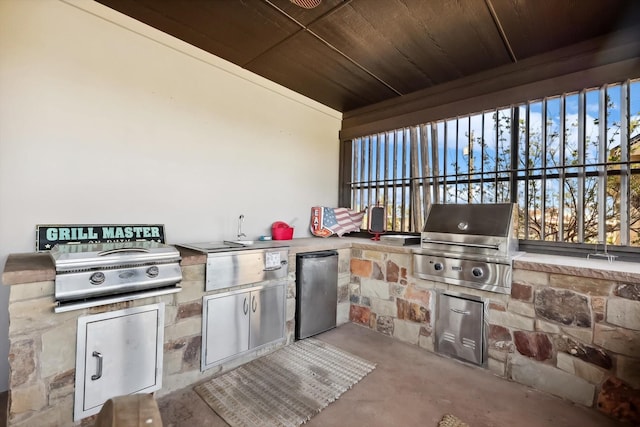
[237,214,246,239]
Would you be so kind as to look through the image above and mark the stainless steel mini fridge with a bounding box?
[295,250,338,339]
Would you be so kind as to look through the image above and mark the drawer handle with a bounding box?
[263,266,282,272]
[91,351,103,380]
[450,308,470,315]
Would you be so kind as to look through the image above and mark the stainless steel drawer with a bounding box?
[205,248,288,291]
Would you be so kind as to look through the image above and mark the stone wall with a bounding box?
[348,249,640,424]
[5,248,352,427]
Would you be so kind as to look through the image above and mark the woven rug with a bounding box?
[194,338,376,427]
[438,414,470,427]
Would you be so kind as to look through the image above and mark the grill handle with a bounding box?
[98,248,151,256]
[422,239,500,251]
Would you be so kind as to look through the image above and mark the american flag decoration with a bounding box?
[310,206,365,237]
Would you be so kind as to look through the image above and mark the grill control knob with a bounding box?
[89,272,105,285]
[434,262,444,271]
[146,266,160,278]
[472,267,484,278]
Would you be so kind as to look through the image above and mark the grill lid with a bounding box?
[420,203,519,260]
[423,203,515,237]
[50,241,180,271]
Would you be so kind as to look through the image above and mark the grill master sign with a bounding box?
[36,224,166,251]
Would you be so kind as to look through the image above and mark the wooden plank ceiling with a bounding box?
[96,0,640,113]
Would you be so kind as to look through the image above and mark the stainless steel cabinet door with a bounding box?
[435,293,484,365]
[204,291,250,366]
[82,308,160,412]
[249,284,285,349]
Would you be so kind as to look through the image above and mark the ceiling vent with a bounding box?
[289,0,322,9]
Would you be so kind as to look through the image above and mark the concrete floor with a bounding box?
[158,323,624,427]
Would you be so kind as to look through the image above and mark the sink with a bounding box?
[223,240,255,247]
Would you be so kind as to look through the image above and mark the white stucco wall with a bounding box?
[0,0,342,391]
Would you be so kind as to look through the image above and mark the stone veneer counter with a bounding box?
[1,237,357,426]
[2,237,358,285]
[345,246,640,424]
[3,237,640,425]
[5,238,640,285]
[514,252,640,281]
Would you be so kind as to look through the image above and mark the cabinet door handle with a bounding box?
[243,297,248,315]
[252,295,257,313]
[91,351,103,380]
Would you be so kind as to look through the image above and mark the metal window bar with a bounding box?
[420,123,431,221]
[455,119,460,202]
[361,136,368,212]
[375,133,383,205]
[524,104,531,240]
[620,80,630,246]
[357,136,364,212]
[493,109,500,205]
[559,95,566,241]
[432,123,441,204]
[368,134,375,214]
[402,128,409,231]
[392,130,398,230]
[468,116,473,203]
[441,122,446,203]
[347,79,638,237]
[480,112,485,203]
[541,98,548,240]
[351,138,359,210]
[384,132,390,227]
[598,86,608,242]
[577,90,586,243]
[410,126,421,231]
[510,107,519,205]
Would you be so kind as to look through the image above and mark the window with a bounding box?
[348,79,640,248]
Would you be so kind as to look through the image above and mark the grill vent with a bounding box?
[442,331,456,343]
[462,337,476,350]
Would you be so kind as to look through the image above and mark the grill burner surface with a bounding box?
[51,241,182,312]
[413,203,518,294]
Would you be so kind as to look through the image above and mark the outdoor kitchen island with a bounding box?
[3,238,640,425]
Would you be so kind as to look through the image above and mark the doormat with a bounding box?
[438,414,470,427]
[194,338,375,427]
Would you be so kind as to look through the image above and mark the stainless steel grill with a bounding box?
[50,241,182,313]
[413,203,519,294]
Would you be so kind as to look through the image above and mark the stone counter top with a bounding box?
[4,236,640,285]
[2,252,55,285]
[176,237,359,266]
[514,252,640,283]
[2,237,382,285]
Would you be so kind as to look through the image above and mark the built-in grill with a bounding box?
[413,203,519,295]
[414,203,519,366]
[50,241,182,313]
